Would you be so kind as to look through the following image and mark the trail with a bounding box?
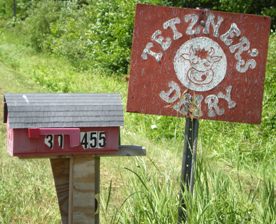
[0,60,41,91]
[0,61,24,93]
[0,58,41,153]
[0,61,40,122]
[0,62,23,121]
[0,59,61,223]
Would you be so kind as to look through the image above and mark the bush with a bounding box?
[22,0,165,74]
[82,1,135,74]
[9,0,276,74]
[0,0,40,19]
[262,34,276,137]
[23,1,62,51]
[168,0,275,29]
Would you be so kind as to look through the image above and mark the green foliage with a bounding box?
[83,1,135,74]
[1,0,276,74]
[0,0,39,19]
[104,155,275,224]
[262,34,276,138]
[168,0,220,9]
[262,7,276,30]
[20,0,165,74]
[219,0,276,30]
[23,1,62,51]
[115,159,178,223]
[169,0,276,29]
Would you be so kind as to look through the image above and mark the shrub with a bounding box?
[0,0,40,19]
[23,1,62,51]
[13,0,276,74]
[168,0,275,29]
[22,0,165,74]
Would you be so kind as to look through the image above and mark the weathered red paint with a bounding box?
[28,128,80,147]
[7,125,120,158]
[127,4,271,124]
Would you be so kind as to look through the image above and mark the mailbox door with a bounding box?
[10,127,120,158]
[7,125,14,156]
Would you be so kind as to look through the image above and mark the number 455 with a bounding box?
[80,131,106,149]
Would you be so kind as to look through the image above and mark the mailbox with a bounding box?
[3,93,124,158]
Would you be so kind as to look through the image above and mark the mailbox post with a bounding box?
[3,93,146,224]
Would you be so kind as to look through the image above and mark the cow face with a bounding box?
[181,46,222,72]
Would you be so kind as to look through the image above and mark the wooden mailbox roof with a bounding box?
[3,93,124,128]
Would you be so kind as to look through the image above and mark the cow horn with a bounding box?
[190,46,195,55]
[208,47,214,56]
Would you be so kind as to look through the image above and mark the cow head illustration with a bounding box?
[181,46,222,85]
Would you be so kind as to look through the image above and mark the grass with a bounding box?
[0,64,58,223]
[0,27,275,223]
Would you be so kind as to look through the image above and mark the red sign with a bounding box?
[127,4,271,124]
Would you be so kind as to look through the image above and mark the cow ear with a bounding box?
[181,53,190,60]
[211,56,222,62]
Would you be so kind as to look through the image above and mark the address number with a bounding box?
[80,131,106,149]
[44,131,106,149]
[44,134,64,149]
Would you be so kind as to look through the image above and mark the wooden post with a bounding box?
[95,157,100,224]
[51,158,70,224]
[178,118,199,223]
[69,156,97,224]
[51,156,99,224]
[50,146,145,224]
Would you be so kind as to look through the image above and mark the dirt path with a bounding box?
[0,61,41,119]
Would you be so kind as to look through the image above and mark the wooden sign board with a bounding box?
[127,4,271,124]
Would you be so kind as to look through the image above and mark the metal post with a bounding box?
[13,0,16,18]
[178,118,199,224]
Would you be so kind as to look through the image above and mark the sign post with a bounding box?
[127,3,271,223]
[178,118,199,223]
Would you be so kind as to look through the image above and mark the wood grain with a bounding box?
[69,156,97,224]
[51,158,70,224]
[51,156,100,224]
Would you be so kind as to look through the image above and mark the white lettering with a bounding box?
[229,36,256,73]
[203,13,224,37]
[141,15,259,74]
[236,59,257,73]
[218,85,236,109]
[184,14,200,35]
[160,83,237,118]
[151,30,172,51]
[220,23,241,46]
[205,95,225,117]
[163,17,183,40]
[229,36,250,54]
[192,95,204,117]
[141,42,163,62]
[159,81,181,103]
[173,93,192,115]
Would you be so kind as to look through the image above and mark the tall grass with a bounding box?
[100,151,275,223]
